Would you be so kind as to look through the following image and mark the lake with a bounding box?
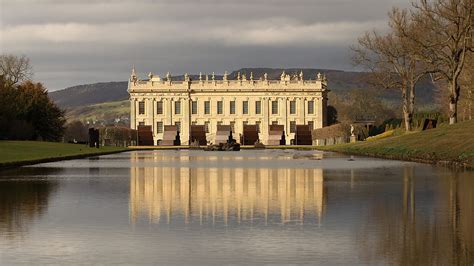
[0,150,473,265]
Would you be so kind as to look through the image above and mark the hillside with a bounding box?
[49,81,128,108]
[50,68,436,110]
[64,100,130,125]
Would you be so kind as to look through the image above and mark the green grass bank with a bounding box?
[0,141,129,169]
[318,119,474,169]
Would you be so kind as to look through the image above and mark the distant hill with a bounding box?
[49,68,437,124]
[50,68,436,109]
[49,81,129,108]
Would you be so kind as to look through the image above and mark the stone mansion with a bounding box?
[128,68,328,145]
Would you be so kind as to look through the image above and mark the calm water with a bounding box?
[0,150,473,265]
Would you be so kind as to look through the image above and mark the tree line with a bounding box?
[352,0,473,131]
[0,55,65,141]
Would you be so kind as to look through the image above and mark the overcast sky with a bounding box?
[0,0,409,91]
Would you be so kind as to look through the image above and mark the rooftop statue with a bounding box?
[166,72,172,81]
[212,72,215,81]
[148,72,154,79]
[184,73,190,82]
[317,72,322,81]
[130,66,138,84]
[264,73,268,81]
[223,71,228,81]
[299,71,304,81]
[199,72,203,81]
[237,72,241,81]
[250,72,254,81]
[281,71,286,81]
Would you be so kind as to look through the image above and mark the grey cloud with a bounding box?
[0,0,409,91]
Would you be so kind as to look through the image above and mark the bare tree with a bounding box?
[0,54,33,87]
[407,0,473,124]
[352,8,427,131]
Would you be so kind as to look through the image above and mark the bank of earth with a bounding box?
[0,141,129,169]
[318,119,474,169]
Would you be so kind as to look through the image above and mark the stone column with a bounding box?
[147,98,154,128]
[130,98,136,130]
[182,96,190,145]
[168,98,173,125]
[262,97,269,145]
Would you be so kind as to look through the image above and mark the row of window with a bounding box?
[138,100,315,115]
[153,121,314,134]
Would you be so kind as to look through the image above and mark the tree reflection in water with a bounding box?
[0,168,58,239]
[356,167,474,265]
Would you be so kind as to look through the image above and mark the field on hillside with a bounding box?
[65,100,130,124]
[318,120,474,168]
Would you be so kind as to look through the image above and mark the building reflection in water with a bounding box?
[129,154,325,225]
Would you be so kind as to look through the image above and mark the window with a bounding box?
[256,121,261,133]
[230,121,235,132]
[271,101,278,114]
[192,101,198,115]
[157,122,163,133]
[230,101,236,114]
[217,101,223,114]
[308,121,314,130]
[290,101,296,114]
[308,101,314,114]
[175,101,181,115]
[255,101,261,114]
[204,121,210,133]
[157,101,163,115]
[204,101,210,114]
[138,121,145,126]
[139,101,145,115]
[243,101,249,114]
[290,121,296,133]
[175,121,181,132]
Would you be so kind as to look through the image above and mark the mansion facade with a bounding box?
[128,69,328,145]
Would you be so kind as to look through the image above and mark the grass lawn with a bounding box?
[318,119,474,168]
[0,141,129,167]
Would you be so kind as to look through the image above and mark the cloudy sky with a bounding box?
[1,0,409,91]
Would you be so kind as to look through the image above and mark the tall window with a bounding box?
[290,101,296,114]
[139,101,145,115]
[271,101,278,115]
[204,101,210,114]
[204,121,210,133]
[175,121,181,132]
[217,101,223,114]
[192,101,198,115]
[157,101,163,115]
[243,101,249,114]
[230,121,235,132]
[230,101,236,114]
[175,101,181,115]
[157,122,163,133]
[308,121,314,130]
[256,121,261,133]
[308,101,314,114]
[290,121,296,133]
[255,101,261,114]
